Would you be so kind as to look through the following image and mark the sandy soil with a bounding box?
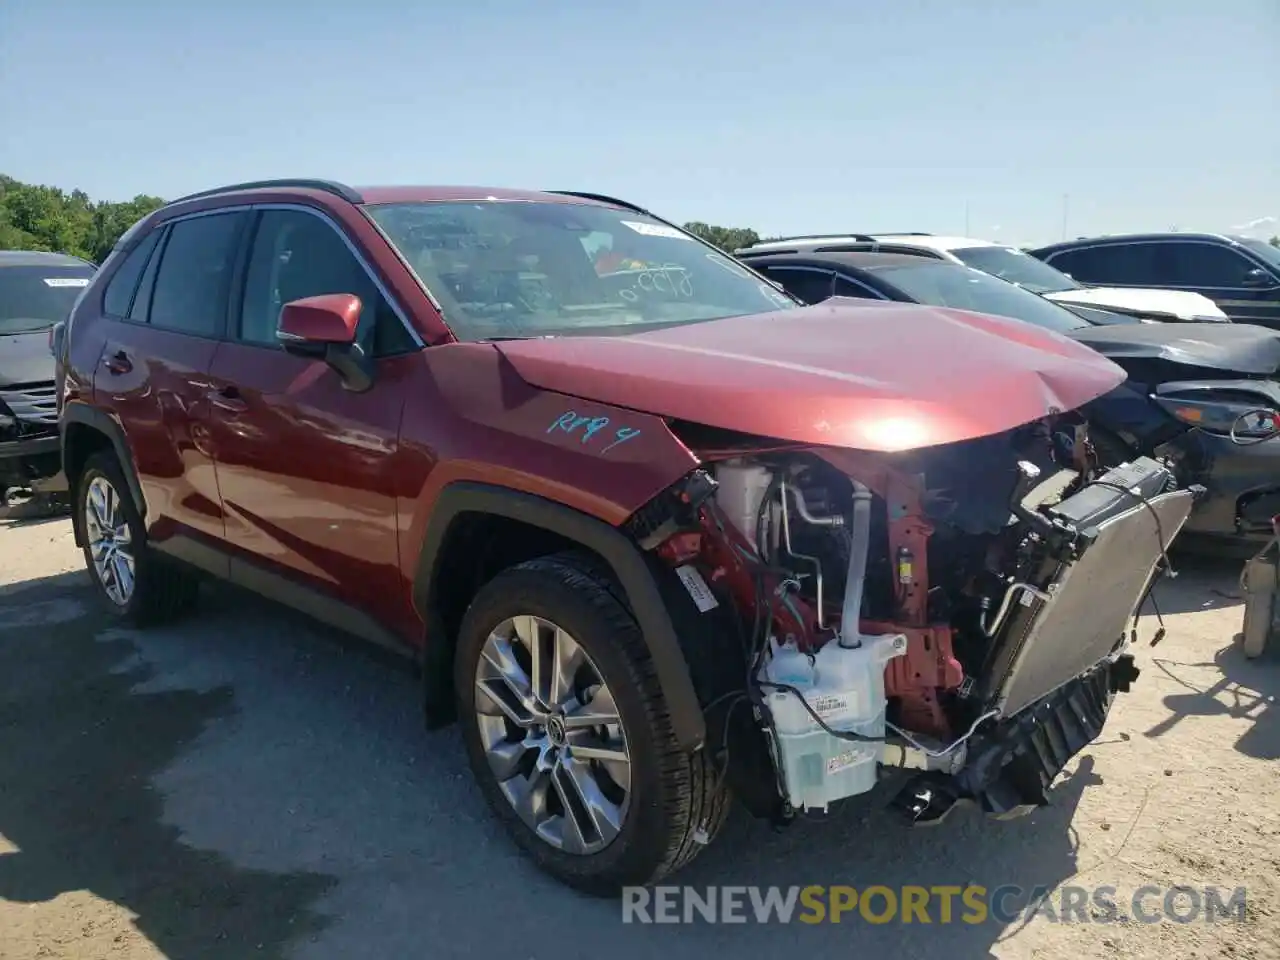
[0,513,1276,959]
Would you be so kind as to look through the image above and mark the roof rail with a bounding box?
[868,232,933,237]
[748,233,878,246]
[169,178,363,205]
[545,190,651,215]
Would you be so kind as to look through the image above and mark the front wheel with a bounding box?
[454,551,729,895]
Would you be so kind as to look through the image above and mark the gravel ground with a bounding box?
[0,514,1276,960]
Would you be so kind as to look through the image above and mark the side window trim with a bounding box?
[1042,238,1273,292]
[226,209,261,343]
[101,229,162,319]
[248,203,424,352]
[833,274,889,299]
[130,225,171,324]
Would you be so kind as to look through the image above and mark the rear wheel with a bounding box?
[77,451,199,625]
[454,551,729,895]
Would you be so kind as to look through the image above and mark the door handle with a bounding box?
[207,385,248,414]
[102,350,132,375]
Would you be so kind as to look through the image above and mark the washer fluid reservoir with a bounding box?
[759,633,908,812]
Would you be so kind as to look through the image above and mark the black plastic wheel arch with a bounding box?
[412,481,707,752]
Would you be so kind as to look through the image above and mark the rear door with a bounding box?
[201,204,420,637]
[96,209,250,560]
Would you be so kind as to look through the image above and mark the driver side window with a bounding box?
[238,209,415,356]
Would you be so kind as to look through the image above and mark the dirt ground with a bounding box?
[0,513,1276,960]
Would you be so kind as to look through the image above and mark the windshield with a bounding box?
[365,201,798,340]
[951,245,1082,294]
[0,264,94,334]
[876,262,1089,335]
[1239,239,1280,273]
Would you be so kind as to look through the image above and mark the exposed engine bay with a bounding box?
[627,414,1199,826]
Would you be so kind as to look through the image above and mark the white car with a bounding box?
[736,234,1230,323]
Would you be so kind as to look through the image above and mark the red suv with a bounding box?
[57,179,1195,894]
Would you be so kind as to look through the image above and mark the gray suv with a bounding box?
[0,250,95,509]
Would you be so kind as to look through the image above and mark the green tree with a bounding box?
[682,221,761,252]
[0,174,164,263]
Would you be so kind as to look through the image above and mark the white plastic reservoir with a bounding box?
[759,632,908,812]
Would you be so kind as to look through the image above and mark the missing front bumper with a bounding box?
[892,651,1138,824]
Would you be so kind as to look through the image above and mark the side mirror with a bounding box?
[277,293,374,392]
[1242,267,1275,289]
[48,320,66,359]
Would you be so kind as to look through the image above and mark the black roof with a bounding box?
[0,250,95,268]
[737,249,946,271]
[1030,232,1258,256]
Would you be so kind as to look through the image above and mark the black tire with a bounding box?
[76,451,200,626]
[454,550,730,896]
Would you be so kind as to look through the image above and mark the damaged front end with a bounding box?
[624,413,1199,827]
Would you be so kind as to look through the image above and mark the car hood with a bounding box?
[1068,321,1280,375]
[1044,286,1227,322]
[0,330,54,386]
[494,299,1127,452]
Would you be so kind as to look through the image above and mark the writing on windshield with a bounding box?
[366,201,796,341]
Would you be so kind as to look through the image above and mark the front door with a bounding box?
[1151,240,1280,328]
[201,205,421,638]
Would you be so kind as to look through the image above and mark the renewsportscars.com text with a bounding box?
[621,884,1248,925]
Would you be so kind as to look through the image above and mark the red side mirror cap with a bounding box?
[278,293,362,345]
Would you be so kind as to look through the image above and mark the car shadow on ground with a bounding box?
[0,570,1139,959]
[0,571,338,960]
[1147,549,1246,616]
[1143,640,1278,761]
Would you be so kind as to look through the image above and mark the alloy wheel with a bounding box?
[84,475,135,607]
[473,614,632,855]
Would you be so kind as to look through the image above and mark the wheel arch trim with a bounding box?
[412,481,706,752]
[60,404,146,546]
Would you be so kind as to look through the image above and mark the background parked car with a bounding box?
[739,246,1280,548]
[1028,233,1280,330]
[736,233,1229,323]
[0,250,94,512]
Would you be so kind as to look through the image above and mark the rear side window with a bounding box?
[102,231,161,318]
[148,212,247,336]
[762,266,834,304]
[1044,244,1158,285]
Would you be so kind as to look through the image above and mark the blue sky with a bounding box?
[2,0,1276,245]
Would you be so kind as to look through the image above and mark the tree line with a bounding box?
[1,174,1274,263]
[0,174,165,264]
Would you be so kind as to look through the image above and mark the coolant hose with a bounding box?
[839,481,873,648]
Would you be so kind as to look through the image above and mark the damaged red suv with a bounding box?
[57,180,1196,894]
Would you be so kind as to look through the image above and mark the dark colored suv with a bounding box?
[1,250,95,505]
[1029,233,1280,329]
[59,179,1195,894]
